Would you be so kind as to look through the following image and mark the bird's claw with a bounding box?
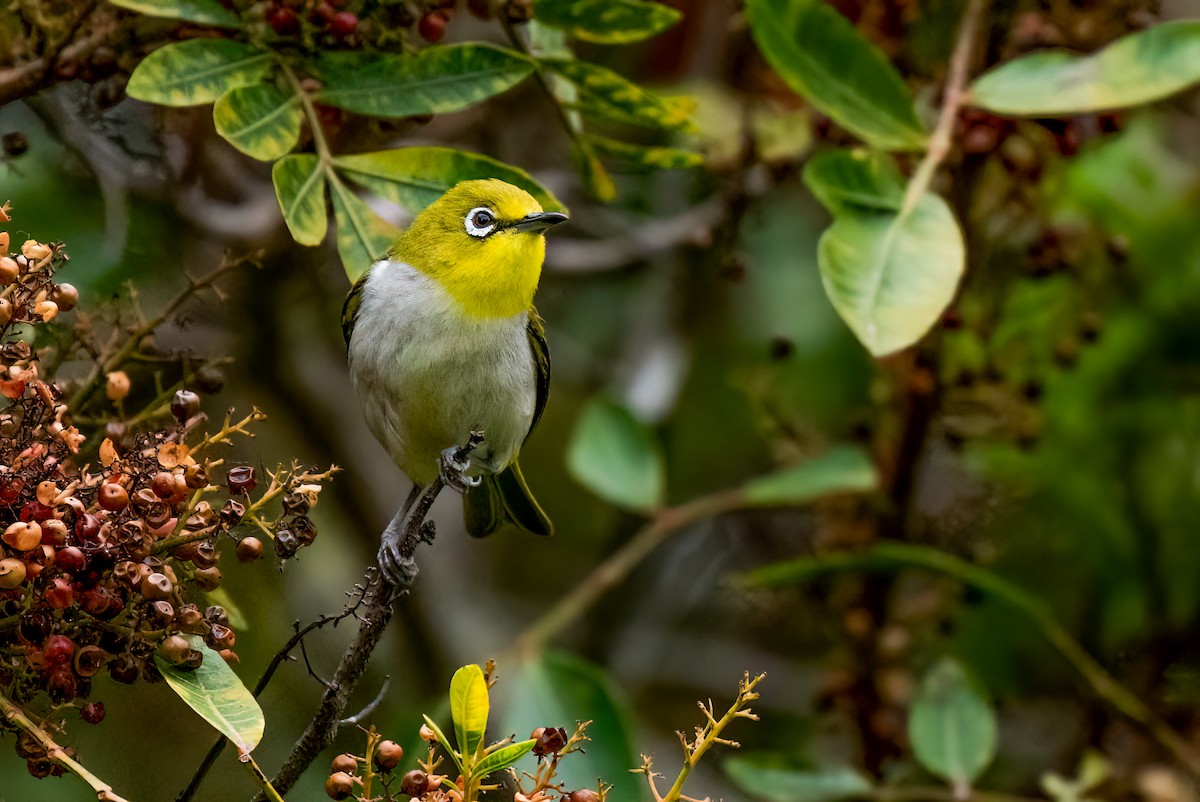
[439,445,481,492]
[377,529,421,588]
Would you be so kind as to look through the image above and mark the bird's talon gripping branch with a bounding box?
[438,432,485,492]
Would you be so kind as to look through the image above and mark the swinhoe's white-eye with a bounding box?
[342,179,567,583]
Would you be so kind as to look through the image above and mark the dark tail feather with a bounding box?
[463,462,553,538]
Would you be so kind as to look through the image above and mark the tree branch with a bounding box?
[900,0,989,216]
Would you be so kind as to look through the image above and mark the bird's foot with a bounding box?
[439,444,481,492]
[377,526,421,588]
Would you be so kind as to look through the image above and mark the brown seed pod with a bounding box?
[374,740,403,771]
[236,536,263,562]
[400,769,429,797]
[193,566,221,591]
[208,623,236,650]
[51,283,78,311]
[563,791,601,802]
[73,645,108,677]
[159,634,192,665]
[149,600,176,626]
[140,571,173,600]
[331,753,357,774]
[325,771,354,800]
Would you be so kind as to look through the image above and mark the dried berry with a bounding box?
[227,465,256,495]
[98,482,129,511]
[531,726,568,757]
[106,370,131,401]
[171,389,200,423]
[44,634,75,666]
[140,571,173,600]
[563,790,601,802]
[331,753,358,774]
[45,576,73,608]
[80,701,106,724]
[400,769,429,797]
[236,536,263,562]
[193,566,221,591]
[159,634,192,665]
[73,645,107,677]
[108,655,139,685]
[51,283,78,311]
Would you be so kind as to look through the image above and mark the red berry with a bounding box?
[75,513,101,543]
[80,701,106,724]
[418,11,447,42]
[56,545,87,573]
[98,483,129,511]
[329,10,358,35]
[43,634,75,666]
[227,465,256,495]
[45,667,77,703]
[268,7,300,35]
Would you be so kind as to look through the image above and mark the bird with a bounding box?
[341,178,567,584]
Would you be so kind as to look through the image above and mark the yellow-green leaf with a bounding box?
[214,83,301,161]
[329,177,396,281]
[744,0,925,151]
[818,193,965,356]
[473,739,536,778]
[272,154,327,246]
[542,57,694,132]
[584,133,703,173]
[109,0,241,28]
[333,147,565,215]
[421,714,463,772]
[742,446,878,507]
[969,20,1200,116]
[449,665,490,763]
[533,0,681,45]
[156,637,264,753]
[127,40,272,106]
[313,44,533,118]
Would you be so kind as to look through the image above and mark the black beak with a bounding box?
[508,211,569,234]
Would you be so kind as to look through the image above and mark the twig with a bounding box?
[176,582,374,802]
[0,4,112,106]
[0,692,131,802]
[261,434,486,797]
[341,677,390,727]
[241,752,286,802]
[748,543,1200,775]
[515,489,743,654]
[900,0,988,216]
[67,253,247,412]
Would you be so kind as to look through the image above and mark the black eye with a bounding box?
[472,210,494,228]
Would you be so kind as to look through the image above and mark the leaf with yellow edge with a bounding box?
[329,178,396,281]
[156,636,264,753]
[214,83,301,161]
[533,0,681,44]
[450,664,490,763]
[272,154,327,246]
[127,40,272,106]
[542,57,695,132]
[109,0,240,28]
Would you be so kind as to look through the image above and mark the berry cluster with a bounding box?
[257,0,532,47]
[0,209,336,780]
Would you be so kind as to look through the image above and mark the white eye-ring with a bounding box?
[465,207,497,238]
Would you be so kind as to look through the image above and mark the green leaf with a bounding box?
[566,396,664,512]
[803,148,904,214]
[909,658,998,793]
[744,0,925,151]
[313,44,534,118]
[742,446,878,507]
[584,134,704,173]
[817,193,965,356]
[533,0,681,44]
[333,147,565,215]
[329,177,397,281]
[726,755,873,802]
[969,21,1200,116]
[109,0,241,28]
[155,637,264,753]
[126,40,272,106]
[450,665,490,763]
[473,739,536,778]
[542,57,694,132]
[271,154,327,247]
[213,83,301,161]
[421,714,463,772]
[503,651,644,802]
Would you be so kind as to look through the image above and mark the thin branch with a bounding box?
[900,0,989,216]
[67,253,247,411]
[0,693,131,802]
[514,489,743,654]
[241,753,286,802]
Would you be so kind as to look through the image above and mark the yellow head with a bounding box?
[392,179,568,319]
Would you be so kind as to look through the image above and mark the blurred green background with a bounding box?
[3,1,1200,801]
